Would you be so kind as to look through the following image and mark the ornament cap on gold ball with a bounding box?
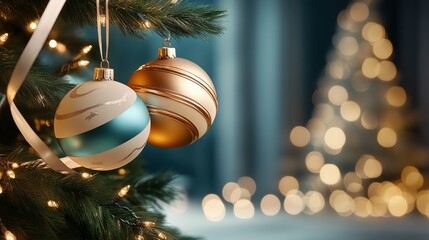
[158,47,176,59]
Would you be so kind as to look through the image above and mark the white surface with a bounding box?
[166,203,429,240]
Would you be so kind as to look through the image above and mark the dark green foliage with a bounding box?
[0,152,196,240]
[0,0,226,38]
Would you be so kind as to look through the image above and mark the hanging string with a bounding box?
[163,31,172,47]
[96,0,110,68]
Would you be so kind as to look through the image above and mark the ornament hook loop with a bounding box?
[162,31,172,47]
[100,59,110,69]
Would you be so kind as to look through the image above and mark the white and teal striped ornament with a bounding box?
[54,68,151,171]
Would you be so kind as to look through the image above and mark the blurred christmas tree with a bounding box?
[287,0,429,218]
[0,0,224,239]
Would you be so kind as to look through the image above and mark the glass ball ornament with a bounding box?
[128,47,218,148]
[54,68,151,171]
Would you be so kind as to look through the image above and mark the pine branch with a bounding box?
[0,152,197,240]
[0,48,74,110]
[0,0,226,38]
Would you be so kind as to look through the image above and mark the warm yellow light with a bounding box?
[136,235,144,240]
[82,45,92,54]
[202,194,225,222]
[416,190,429,217]
[328,61,349,80]
[49,39,58,48]
[11,163,19,169]
[314,104,335,123]
[338,36,359,56]
[238,176,257,196]
[284,191,305,215]
[373,39,393,59]
[47,200,59,208]
[78,60,90,67]
[81,172,92,179]
[305,151,325,173]
[234,199,255,219]
[0,184,3,194]
[356,155,382,179]
[386,86,406,107]
[143,20,152,28]
[329,190,354,216]
[363,158,383,178]
[6,170,15,179]
[362,58,380,78]
[290,126,310,147]
[343,172,362,193]
[370,196,388,217]
[340,101,361,121]
[401,166,424,189]
[378,61,397,81]
[354,197,372,218]
[118,185,131,198]
[337,10,355,31]
[4,230,16,240]
[349,2,369,22]
[278,176,299,196]
[361,111,378,129]
[320,164,341,185]
[304,191,325,214]
[157,232,167,240]
[222,182,240,203]
[261,194,281,216]
[388,195,408,217]
[377,127,397,148]
[118,168,127,175]
[324,127,346,150]
[362,22,385,43]
[0,33,8,45]
[328,85,348,106]
[29,21,38,30]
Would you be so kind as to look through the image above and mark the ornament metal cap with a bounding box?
[94,68,114,81]
[158,47,176,60]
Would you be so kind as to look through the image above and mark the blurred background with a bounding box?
[42,0,429,239]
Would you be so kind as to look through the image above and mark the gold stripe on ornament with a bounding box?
[147,106,199,142]
[139,87,212,128]
[140,65,218,111]
[117,142,147,164]
[55,93,128,120]
[69,84,101,98]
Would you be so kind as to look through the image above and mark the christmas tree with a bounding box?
[287,0,429,218]
[0,0,224,239]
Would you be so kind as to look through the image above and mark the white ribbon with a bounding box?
[96,0,110,67]
[6,0,79,174]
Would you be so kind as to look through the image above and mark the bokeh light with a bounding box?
[338,36,359,56]
[238,176,257,196]
[324,127,346,150]
[362,57,380,78]
[378,61,397,81]
[344,172,363,193]
[349,2,369,22]
[234,199,255,219]
[361,111,378,129]
[284,191,305,215]
[304,191,325,214]
[377,127,397,148]
[401,166,424,189]
[261,194,281,216]
[330,190,355,216]
[356,155,383,179]
[222,182,240,203]
[202,194,226,222]
[388,195,408,217]
[290,126,311,147]
[340,101,361,121]
[328,85,349,105]
[279,176,299,196]
[386,86,406,107]
[373,39,393,59]
[305,151,325,173]
[362,22,385,43]
[320,164,341,185]
[354,197,372,218]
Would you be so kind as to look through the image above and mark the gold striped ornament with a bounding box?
[128,46,218,148]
